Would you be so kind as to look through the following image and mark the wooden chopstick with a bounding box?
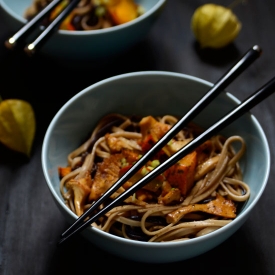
[5,0,80,55]
[58,45,263,244]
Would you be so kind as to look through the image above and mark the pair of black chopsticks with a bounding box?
[5,0,80,55]
[58,45,275,245]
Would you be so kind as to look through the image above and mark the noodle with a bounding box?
[24,0,145,31]
[58,113,250,242]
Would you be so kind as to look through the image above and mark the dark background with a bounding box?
[1,0,275,274]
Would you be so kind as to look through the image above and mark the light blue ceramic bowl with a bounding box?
[42,71,270,263]
[0,0,166,60]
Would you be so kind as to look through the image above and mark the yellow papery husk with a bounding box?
[191,4,242,49]
[0,99,36,157]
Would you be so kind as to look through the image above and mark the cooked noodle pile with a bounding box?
[24,0,144,31]
[58,113,250,242]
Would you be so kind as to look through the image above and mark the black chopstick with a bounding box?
[59,73,275,245]
[5,0,80,55]
[5,0,62,50]
[58,45,262,244]
[24,0,80,56]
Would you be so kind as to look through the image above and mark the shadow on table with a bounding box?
[193,41,241,67]
[47,226,268,275]
[0,37,159,134]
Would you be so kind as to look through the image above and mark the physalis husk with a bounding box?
[0,99,36,157]
[191,3,241,49]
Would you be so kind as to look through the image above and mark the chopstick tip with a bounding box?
[4,37,16,50]
[253,45,262,55]
[57,237,66,246]
[57,234,72,246]
[24,43,36,57]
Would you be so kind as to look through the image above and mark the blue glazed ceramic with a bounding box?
[42,71,270,263]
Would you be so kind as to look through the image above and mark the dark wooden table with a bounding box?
[1,0,275,274]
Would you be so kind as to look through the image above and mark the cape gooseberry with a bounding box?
[191,3,241,49]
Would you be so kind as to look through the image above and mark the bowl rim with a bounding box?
[41,70,271,247]
[0,0,167,36]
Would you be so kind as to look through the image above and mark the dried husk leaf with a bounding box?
[0,99,36,157]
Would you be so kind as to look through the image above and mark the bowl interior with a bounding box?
[42,71,270,261]
[0,0,164,27]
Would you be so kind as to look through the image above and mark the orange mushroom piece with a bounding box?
[164,150,198,196]
[166,194,237,224]
[139,115,172,155]
[158,181,182,205]
[58,166,72,178]
[106,0,140,25]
